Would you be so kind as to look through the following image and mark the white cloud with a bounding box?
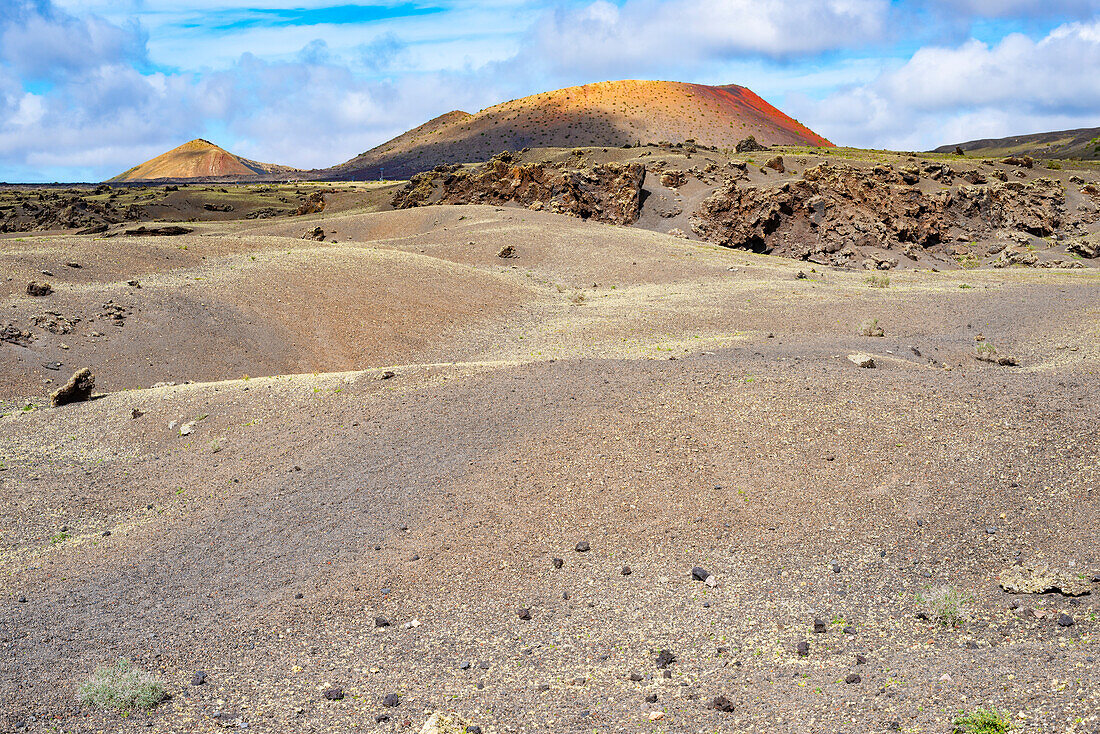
[524,0,890,77]
[790,18,1100,149]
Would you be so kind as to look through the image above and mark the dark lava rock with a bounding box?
[374,617,391,628]
[467,727,482,734]
[644,693,658,703]
[575,541,590,553]
[843,626,856,635]
[628,672,643,681]
[691,566,711,582]
[190,672,206,686]
[26,281,53,297]
[813,618,827,633]
[382,693,400,707]
[796,641,809,657]
[711,695,735,712]
[622,566,632,576]
[856,654,867,665]
[323,687,344,701]
[655,650,676,669]
[552,558,564,569]
[845,674,862,684]
[517,607,532,621]
[375,715,389,723]
[50,368,94,407]
[1057,613,1075,627]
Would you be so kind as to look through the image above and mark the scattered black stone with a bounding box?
[191,672,206,686]
[796,641,809,657]
[843,626,856,635]
[813,619,827,633]
[101,530,111,537]
[691,566,711,582]
[845,674,862,684]
[644,693,658,703]
[375,617,391,628]
[552,558,564,568]
[478,661,489,670]
[655,649,676,669]
[575,541,590,553]
[628,672,643,682]
[662,670,672,679]
[1057,613,1075,627]
[18,595,27,603]
[382,693,400,707]
[460,661,471,670]
[855,654,867,665]
[375,715,389,723]
[467,727,482,734]
[621,566,632,576]
[711,695,735,712]
[26,281,53,297]
[323,687,344,701]
[517,607,532,620]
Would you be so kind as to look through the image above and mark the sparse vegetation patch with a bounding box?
[78,659,167,712]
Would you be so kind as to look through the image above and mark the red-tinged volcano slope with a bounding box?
[327,79,833,180]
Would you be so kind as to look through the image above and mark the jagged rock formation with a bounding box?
[690,162,1069,267]
[393,153,646,225]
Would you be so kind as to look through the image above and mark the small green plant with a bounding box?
[953,707,1012,734]
[1045,160,1061,170]
[916,587,972,628]
[50,531,71,544]
[865,274,890,288]
[78,659,167,712]
[860,318,885,337]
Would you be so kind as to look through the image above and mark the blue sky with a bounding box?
[1,0,1099,181]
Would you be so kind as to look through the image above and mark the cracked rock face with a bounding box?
[393,153,646,225]
[688,162,1069,268]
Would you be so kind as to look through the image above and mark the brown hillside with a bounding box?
[110,139,299,182]
[327,79,833,180]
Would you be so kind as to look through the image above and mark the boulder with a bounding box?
[735,136,767,153]
[999,565,1091,596]
[26,281,53,297]
[51,368,95,407]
